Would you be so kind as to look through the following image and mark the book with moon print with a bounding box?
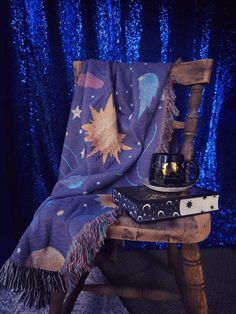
[112,186,219,223]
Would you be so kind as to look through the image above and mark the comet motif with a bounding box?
[137,73,159,119]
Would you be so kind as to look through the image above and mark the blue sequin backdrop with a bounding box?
[0,0,235,258]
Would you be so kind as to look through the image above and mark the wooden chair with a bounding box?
[49,58,214,314]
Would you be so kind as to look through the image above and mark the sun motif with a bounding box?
[96,194,117,208]
[82,94,132,164]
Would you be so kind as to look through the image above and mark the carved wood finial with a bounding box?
[73,61,84,83]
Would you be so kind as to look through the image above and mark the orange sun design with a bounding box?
[82,94,132,164]
[96,194,117,208]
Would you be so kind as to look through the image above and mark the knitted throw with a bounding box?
[0,59,178,309]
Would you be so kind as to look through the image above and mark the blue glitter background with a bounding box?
[0,0,235,258]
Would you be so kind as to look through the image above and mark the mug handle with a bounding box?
[183,160,199,185]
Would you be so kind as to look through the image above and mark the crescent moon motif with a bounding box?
[166,201,173,206]
[137,216,143,220]
[158,210,165,217]
[173,212,180,217]
[142,204,151,211]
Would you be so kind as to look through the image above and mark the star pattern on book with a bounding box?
[186,201,193,208]
[71,106,82,119]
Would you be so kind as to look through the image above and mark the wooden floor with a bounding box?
[98,247,236,314]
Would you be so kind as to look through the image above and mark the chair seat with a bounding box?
[107,213,211,243]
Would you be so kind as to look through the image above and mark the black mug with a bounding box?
[149,153,199,187]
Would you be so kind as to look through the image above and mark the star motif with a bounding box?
[186,201,193,208]
[71,106,82,119]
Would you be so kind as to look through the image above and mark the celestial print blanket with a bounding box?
[0,59,178,309]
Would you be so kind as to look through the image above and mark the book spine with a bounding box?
[139,198,180,220]
[138,194,219,220]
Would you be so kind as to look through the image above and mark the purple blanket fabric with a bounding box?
[0,59,178,309]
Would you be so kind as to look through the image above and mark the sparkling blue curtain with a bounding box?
[0,0,235,260]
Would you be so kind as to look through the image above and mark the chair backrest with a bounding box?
[73,59,213,162]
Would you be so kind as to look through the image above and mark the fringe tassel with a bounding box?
[0,210,118,309]
[0,259,66,309]
[160,78,179,153]
[63,210,118,290]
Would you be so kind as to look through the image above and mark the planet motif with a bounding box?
[77,72,104,89]
[26,247,65,271]
[61,175,84,189]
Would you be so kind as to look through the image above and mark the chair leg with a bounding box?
[49,291,66,314]
[182,243,208,314]
[62,272,89,314]
[105,239,122,263]
[167,243,178,274]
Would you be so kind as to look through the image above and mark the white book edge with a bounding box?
[179,195,219,216]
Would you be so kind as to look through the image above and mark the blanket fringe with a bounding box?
[63,210,118,290]
[0,210,118,309]
[0,259,66,309]
[160,78,179,153]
